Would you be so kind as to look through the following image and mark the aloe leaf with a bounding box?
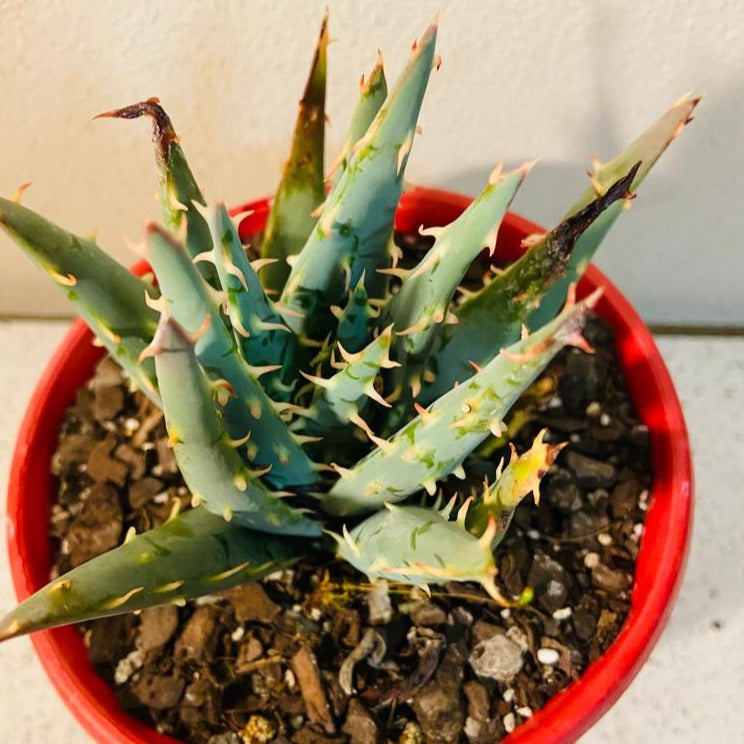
[0,507,302,641]
[333,278,378,354]
[386,164,528,355]
[145,314,322,535]
[333,504,499,598]
[324,291,600,516]
[144,224,317,488]
[381,163,529,420]
[421,165,637,403]
[527,93,700,329]
[0,196,159,401]
[279,21,438,338]
[260,13,329,293]
[95,98,216,285]
[328,53,388,189]
[334,431,564,597]
[465,429,565,538]
[208,203,298,401]
[299,326,398,438]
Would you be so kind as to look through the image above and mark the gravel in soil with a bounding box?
[48,312,652,744]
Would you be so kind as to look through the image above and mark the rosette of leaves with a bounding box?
[0,16,697,640]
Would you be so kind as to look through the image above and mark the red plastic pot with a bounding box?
[7,187,693,743]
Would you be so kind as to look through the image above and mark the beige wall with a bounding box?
[0,0,741,325]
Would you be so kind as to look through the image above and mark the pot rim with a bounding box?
[7,186,693,744]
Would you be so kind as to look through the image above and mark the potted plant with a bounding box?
[1,16,694,744]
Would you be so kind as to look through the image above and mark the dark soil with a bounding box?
[49,309,651,742]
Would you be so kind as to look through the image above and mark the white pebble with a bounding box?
[123,417,140,432]
[114,649,144,684]
[284,669,296,689]
[231,626,245,642]
[516,706,533,719]
[598,533,613,546]
[502,688,515,703]
[537,647,560,665]
[639,489,650,511]
[547,396,562,409]
[503,712,516,733]
[584,552,600,568]
[526,529,541,540]
[586,401,601,417]
[151,465,164,477]
[309,607,322,621]
[599,413,611,426]
[632,523,644,542]
[500,608,511,620]
[464,717,481,739]
[552,607,573,621]
[153,492,169,504]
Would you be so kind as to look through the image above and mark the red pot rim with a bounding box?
[7,187,693,744]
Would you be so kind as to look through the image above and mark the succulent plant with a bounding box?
[0,17,697,641]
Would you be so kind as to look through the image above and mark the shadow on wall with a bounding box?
[436,78,743,329]
[441,0,744,328]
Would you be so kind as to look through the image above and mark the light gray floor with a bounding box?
[0,321,741,742]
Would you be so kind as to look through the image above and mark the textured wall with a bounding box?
[0,0,741,325]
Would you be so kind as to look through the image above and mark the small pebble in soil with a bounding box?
[240,715,275,743]
[230,626,245,642]
[469,634,524,681]
[503,713,516,734]
[400,722,424,744]
[503,688,515,703]
[537,648,561,665]
[114,649,144,684]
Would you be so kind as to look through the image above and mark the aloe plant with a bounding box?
[0,17,697,641]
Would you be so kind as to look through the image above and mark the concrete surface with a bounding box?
[0,320,741,741]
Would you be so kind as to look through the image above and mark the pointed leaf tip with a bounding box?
[11,182,32,204]
[93,98,178,164]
